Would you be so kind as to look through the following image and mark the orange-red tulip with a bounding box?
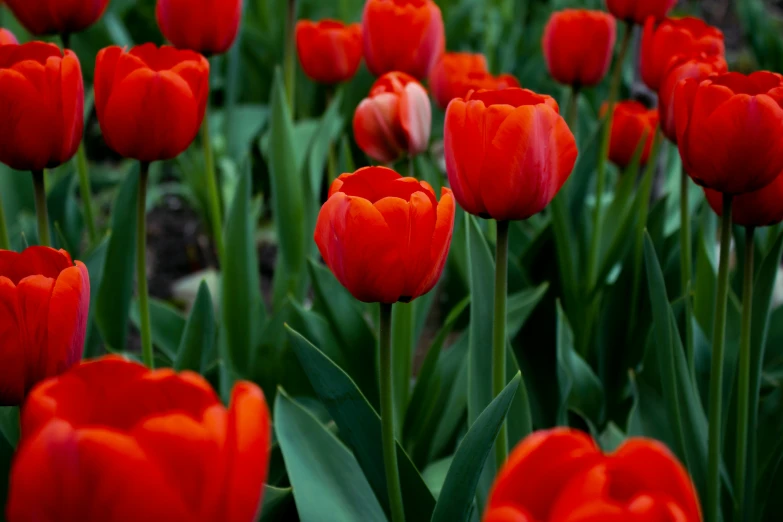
[428,52,519,110]
[0,28,17,45]
[641,17,724,92]
[444,88,578,221]
[353,71,431,163]
[675,71,783,195]
[607,101,659,168]
[314,167,454,304]
[6,356,270,522]
[542,9,617,88]
[0,42,83,171]
[296,20,362,85]
[606,0,677,25]
[705,174,783,228]
[156,0,242,56]
[362,0,445,80]
[484,428,702,522]
[95,44,209,162]
[0,247,89,406]
[4,0,109,36]
[658,53,727,143]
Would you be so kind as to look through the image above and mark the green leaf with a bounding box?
[274,389,385,522]
[174,281,216,373]
[0,407,19,448]
[308,90,345,204]
[95,163,139,352]
[287,327,437,522]
[428,334,470,464]
[507,283,549,338]
[431,373,521,522]
[392,301,415,436]
[259,485,294,522]
[81,236,110,359]
[130,298,185,363]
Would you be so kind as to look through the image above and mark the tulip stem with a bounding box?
[680,168,695,375]
[284,0,297,113]
[566,85,580,130]
[587,21,632,289]
[31,170,50,247]
[735,225,755,522]
[493,220,510,471]
[707,193,733,522]
[137,162,154,369]
[202,103,224,261]
[0,196,10,250]
[76,143,99,245]
[380,302,405,522]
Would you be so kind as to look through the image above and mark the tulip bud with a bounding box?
[0,28,18,45]
[296,20,362,85]
[606,101,659,168]
[156,0,243,55]
[4,0,109,36]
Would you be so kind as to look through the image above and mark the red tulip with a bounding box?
[542,9,617,88]
[444,88,578,221]
[0,28,17,45]
[641,17,724,92]
[362,0,445,80]
[6,356,270,522]
[606,101,660,168]
[658,53,727,143]
[314,167,455,304]
[484,428,702,522]
[156,0,243,56]
[675,71,783,195]
[296,20,362,85]
[0,42,83,171]
[705,174,783,228]
[4,0,109,36]
[428,52,519,110]
[606,0,677,25]
[0,247,89,406]
[353,71,431,163]
[95,44,210,162]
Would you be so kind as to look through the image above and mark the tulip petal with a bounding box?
[46,263,89,382]
[444,99,489,216]
[399,81,432,156]
[0,277,25,405]
[415,188,455,297]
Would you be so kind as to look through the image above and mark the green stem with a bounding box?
[31,170,50,247]
[681,169,695,375]
[587,22,633,288]
[391,301,414,437]
[137,162,154,369]
[202,102,224,260]
[380,302,405,522]
[0,193,10,250]
[76,143,98,244]
[707,193,733,522]
[566,85,580,130]
[493,220,510,470]
[284,0,297,113]
[735,226,755,521]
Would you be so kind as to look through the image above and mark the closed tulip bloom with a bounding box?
[675,71,783,195]
[0,42,84,171]
[445,88,578,221]
[296,20,362,84]
[314,167,455,304]
[484,428,702,522]
[0,247,89,406]
[428,52,519,110]
[641,17,725,92]
[362,0,445,80]
[705,174,783,228]
[542,9,617,88]
[658,52,727,142]
[0,28,17,45]
[157,0,242,56]
[95,44,210,162]
[606,0,677,25]
[353,71,431,163]
[607,101,660,168]
[4,0,109,36]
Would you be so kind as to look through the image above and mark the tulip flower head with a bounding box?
[353,71,432,163]
[705,173,783,228]
[0,27,17,45]
[542,9,617,89]
[314,167,455,304]
[95,44,210,163]
[6,356,271,522]
[444,88,578,221]
[362,0,445,80]
[296,20,362,85]
[606,101,660,168]
[0,42,84,171]
[641,16,725,92]
[0,247,89,406]
[675,71,783,195]
[606,0,678,25]
[428,52,519,110]
[484,428,702,522]
[4,0,110,36]
[156,0,243,56]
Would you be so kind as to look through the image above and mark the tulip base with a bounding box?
[380,302,405,522]
[707,194,733,522]
[31,170,50,247]
[493,220,510,470]
[137,162,154,369]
